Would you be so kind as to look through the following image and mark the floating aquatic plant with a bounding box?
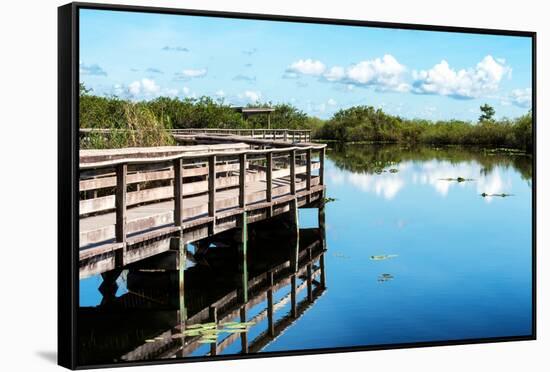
[377,273,394,283]
[170,320,256,344]
[370,254,398,261]
[480,193,514,197]
[323,196,338,204]
[439,177,475,182]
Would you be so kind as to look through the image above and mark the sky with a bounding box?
[79,9,533,121]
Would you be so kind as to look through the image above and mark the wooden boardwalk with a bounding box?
[79,132,326,279]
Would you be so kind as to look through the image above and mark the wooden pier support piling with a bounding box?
[240,306,248,354]
[306,248,313,302]
[170,234,187,323]
[289,198,300,273]
[209,306,218,356]
[319,253,326,289]
[237,212,248,304]
[290,274,297,318]
[99,269,122,305]
[267,271,275,336]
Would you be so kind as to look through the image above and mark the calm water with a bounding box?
[79,144,533,364]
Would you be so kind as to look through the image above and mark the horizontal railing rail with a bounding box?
[79,127,312,142]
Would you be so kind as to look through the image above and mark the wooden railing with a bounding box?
[171,128,312,142]
[80,144,326,249]
[79,128,312,143]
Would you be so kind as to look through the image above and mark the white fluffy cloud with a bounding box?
[289,55,408,92]
[127,78,160,96]
[507,88,532,108]
[141,78,160,94]
[177,68,207,79]
[323,66,346,82]
[286,59,326,76]
[343,55,408,91]
[215,89,225,97]
[412,55,511,99]
[238,90,262,103]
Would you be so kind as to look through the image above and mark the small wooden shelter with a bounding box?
[233,107,275,129]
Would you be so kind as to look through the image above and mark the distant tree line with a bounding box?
[317,105,532,152]
[79,84,532,152]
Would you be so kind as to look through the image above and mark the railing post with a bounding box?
[291,274,297,318]
[240,306,248,353]
[292,131,295,143]
[173,158,182,227]
[267,271,275,336]
[237,212,248,303]
[290,150,296,195]
[115,163,127,264]
[319,147,325,185]
[307,248,313,302]
[306,148,312,191]
[283,130,288,142]
[320,253,326,289]
[208,155,216,233]
[266,152,273,203]
[239,153,246,208]
[209,305,218,356]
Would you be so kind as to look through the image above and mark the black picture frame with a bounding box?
[58,2,537,369]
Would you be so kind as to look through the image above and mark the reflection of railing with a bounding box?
[78,227,327,364]
[121,238,326,361]
[79,143,326,279]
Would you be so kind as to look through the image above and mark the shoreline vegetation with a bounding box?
[79,84,532,152]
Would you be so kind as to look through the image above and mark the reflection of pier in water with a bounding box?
[78,222,327,365]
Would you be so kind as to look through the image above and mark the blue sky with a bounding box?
[79,9,532,121]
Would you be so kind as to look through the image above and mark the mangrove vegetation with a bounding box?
[79,84,532,152]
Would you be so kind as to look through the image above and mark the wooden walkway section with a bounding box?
[79,133,326,279]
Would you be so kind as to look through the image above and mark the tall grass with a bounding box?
[81,102,175,149]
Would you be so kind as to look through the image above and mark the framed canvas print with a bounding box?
[58,2,536,369]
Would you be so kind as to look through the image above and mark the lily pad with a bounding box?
[439,177,475,182]
[377,273,394,282]
[370,254,398,261]
[197,338,217,344]
[223,328,249,333]
[183,330,202,337]
[481,192,514,197]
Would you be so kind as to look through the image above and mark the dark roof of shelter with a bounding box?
[232,107,275,114]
